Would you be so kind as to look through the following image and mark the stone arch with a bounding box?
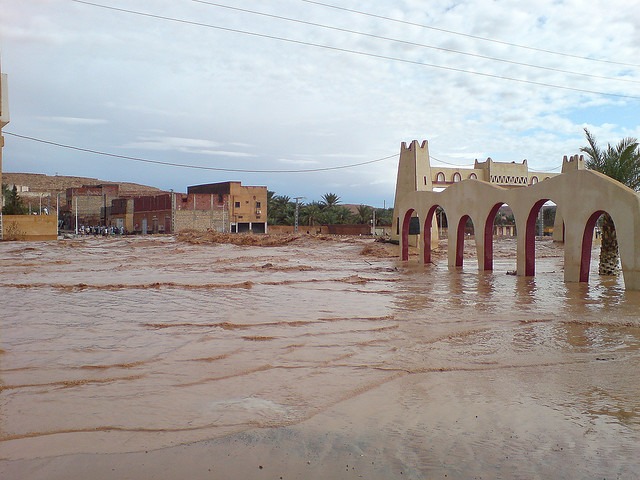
[524,199,549,276]
[452,172,462,183]
[436,172,445,183]
[401,208,416,261]
[530,176,538,185]
[469,173,477,180]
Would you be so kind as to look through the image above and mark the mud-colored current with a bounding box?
[1,235,639,479]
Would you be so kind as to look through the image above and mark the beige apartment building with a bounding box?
[109,181,268,234]
[187,181,267,233]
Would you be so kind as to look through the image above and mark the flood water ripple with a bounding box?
[1,235,639,479]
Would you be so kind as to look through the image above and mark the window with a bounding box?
[256,201,261,208]
[453,172,461,183]
[234,201,240,208]
[436,172,445,182]
[469,173,477,180]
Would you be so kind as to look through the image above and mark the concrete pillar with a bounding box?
[475,219,487,271]
[622,270,640,290]
[562,223,583,283]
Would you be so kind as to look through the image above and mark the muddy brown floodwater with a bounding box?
[1,235,639,479]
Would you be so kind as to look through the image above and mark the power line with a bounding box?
[5,131,565,174]
[4,131,396,173]
[299,0,640,69]
[430,154,563,172]
[192,0,640,85]
[70,0,640,99]
[429,155,474,168]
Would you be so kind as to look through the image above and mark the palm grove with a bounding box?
[267,192,393,229]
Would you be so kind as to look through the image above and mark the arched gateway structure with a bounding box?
[392,140,640,291]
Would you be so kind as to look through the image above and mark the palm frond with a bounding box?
[581,129,640,191]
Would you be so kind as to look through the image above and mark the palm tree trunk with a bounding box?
[599,213,620,275]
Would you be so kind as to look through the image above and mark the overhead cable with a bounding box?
[4,131,396,173]
[299,0,640,69]
[192,0,639,85]
[6,132,564,172]
[70,0,640,100]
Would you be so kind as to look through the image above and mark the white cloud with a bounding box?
[36,116,109,126]
[1,0,638,206]
[123,136,256,157]
[277,158,320,166]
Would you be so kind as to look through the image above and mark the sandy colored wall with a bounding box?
[2,215,57,241]
[174,209,225,233]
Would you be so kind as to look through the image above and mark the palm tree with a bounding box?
[300,201,322,226]
[320,192,341,208]
[333,206,353,224]
[354,204,373,224]
[268,194,294,225]
[580,128,640,275]
[374,207,393,226]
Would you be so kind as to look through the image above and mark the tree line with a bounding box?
[267,192,393,227]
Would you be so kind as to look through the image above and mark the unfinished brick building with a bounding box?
[61,184,120,230]
[109,181,267,234]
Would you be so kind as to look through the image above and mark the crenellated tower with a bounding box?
[391,140,433,242]
[561,154,585,173]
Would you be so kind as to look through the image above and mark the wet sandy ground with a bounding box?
[1,235,639,479]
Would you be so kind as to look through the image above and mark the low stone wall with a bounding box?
[268,224,374,235]
[268,225,323,234]
[2,215,58,241]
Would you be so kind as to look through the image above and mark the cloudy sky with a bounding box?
[1,0,639,207]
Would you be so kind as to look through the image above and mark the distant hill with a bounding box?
[2,172,166,197]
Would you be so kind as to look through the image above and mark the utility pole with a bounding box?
[293,196,305,233]
[371,208,376,236]
[170,189,176,234]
